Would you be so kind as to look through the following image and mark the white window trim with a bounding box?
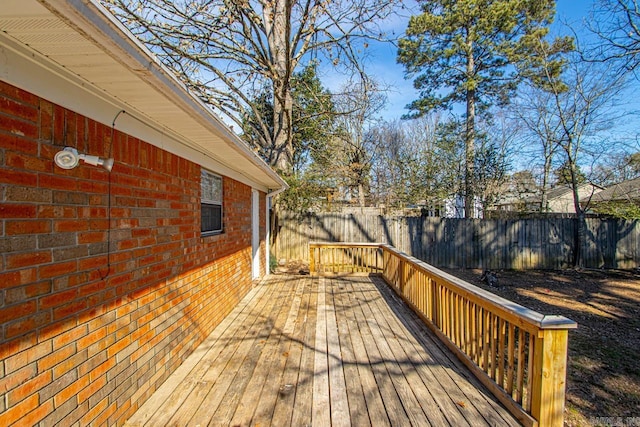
[201,169,223,236]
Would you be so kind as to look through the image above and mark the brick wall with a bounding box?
[0,81,266,426]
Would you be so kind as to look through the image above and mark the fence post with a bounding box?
[530,316,577,426]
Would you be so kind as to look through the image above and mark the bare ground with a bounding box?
[443,268,640,426]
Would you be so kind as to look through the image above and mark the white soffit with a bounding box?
[0,0,286,193]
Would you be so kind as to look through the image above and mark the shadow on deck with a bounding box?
[124,274,520,426]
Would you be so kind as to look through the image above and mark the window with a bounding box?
[201,170,223,235]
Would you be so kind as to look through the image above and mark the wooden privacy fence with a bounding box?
[277,212,640,269]
[309,242,577,427]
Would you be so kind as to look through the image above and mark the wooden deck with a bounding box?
[124,275,520,426]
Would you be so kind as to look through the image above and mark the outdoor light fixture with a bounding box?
[54,147,114,172]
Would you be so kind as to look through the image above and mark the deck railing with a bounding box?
[309,242,384,275]
[309,242,577,427]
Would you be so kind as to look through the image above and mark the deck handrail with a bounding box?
[309,241,577,427]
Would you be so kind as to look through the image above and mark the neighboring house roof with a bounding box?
[491,184,602,214]
[0,0,287,194]
[492,192,538,206]
[539,183,603,202]
[590,177,640,203]
[493,186,573,209]
[544,185,574,200]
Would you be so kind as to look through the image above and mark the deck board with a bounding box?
[325,278,350,427]
[371,276,516,426]
[290,277,318,427]
[271,277,311,426]
[331,278,372,427]
[124,274,520,427]
[348,278,413,427]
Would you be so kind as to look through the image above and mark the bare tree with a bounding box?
[368,118,439,209]
[524,52,628,266]
[329,78,387,207]
[368,115,466,210]
[474,113,513,212]
[588,0,640,74]
[593,151,640,185]
[101,0,399,174]
[403,114,462,208]
[551,59,626,208]
[513,85,564,211]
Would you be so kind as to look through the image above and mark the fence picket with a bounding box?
[276,212,640,269]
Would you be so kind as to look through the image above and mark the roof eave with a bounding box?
[38,0,287,192]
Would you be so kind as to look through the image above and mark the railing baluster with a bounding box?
[507,323,515,396]
[491,313,498,379]
[444,287,450,339]
[498,318,506,386]
[525,332,535,412]
[470,302,477,362]
[460,297,465,352]
[452,293,458,345]
[454,292,458,344]
[462,298,468,354]
[476,308,482,366]
[483,309,490,373]
[516,328,525,404]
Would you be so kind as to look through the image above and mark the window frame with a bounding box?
[200,169,223,236]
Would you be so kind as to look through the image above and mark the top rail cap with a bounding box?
[540,315,578,329]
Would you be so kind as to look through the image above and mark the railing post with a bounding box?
[309,244,316,275]
[530,317,576,426]
[381,247,388,280]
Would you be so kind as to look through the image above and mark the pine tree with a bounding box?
[398,0,559,217]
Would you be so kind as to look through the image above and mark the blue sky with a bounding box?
[354,0,596,122]
[313,0,640,176]
[556,0,591,20]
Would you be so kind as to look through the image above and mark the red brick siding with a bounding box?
[0,81,265,426]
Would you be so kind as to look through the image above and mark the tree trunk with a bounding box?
[574,210,587,268]
[465,91,475,218]
[267,0,293,175]
[358,182,365,207]
[568,156,585,268]
[540,154,552,212]
[272,84,294,173]
[464,35,476,219]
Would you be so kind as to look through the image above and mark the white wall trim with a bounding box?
[251,189,261,279]
[265,196,271,276]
